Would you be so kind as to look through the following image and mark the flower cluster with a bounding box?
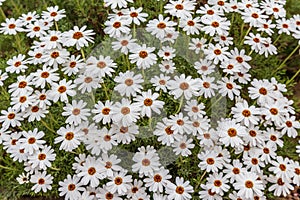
[0,0,300,199]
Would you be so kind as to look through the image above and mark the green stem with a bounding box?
[248,49,254,56]
[0,7,6,20]
[229,13,235,33]
[195,170,207,191]
[54,21,59,31]
[273,44,300,75]
[273,34,281,44]
[207,95,223,111]
[40,119,56,134]
[148,117,152,130]
[240,26,252,45]
[160,0,163,13]
[286,67,300,85]
[0,164,14,171]
[49,112,59,126]
[10,0,21,16]
[102,82,110,100]
[133,23,136,38]
[14,34,23,52]
[50,166,60,171]
[80,48,86,61]
[175,95,184,114]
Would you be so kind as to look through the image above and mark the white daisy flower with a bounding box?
[104,0,133,9]
[16,172,30,184]
[144,167,172,193]
[157,46,176,60]
[172,135,195,157]
[24,104,49,122]
[63,25,95,50]
[167,74,200,100]
[0,18,23,35]
[133,89,165,118]
[231,99,261,126]
[132,145,161,177]
[6,54,28,74]
[166,177,194,200]
[74,73,102,94]
[268,175,294,197]
[77,156,105,187]
[179,17,202,35]
[58,174,85,200]
[233,172,264,199]
[40,30,63,50]
[98,153,123,178]
[198,150,223,173]
[62,55,85,76]
[42,6,66,22]
[111,34,137,55]
[114,71,143,97]
[49,79,76,103]
[0,70,8,86]
[42,48,70,68]
[201,16,230,36]
[217,118,246,148]
[33,66,60,89]
[206,173,230,195]
[112,123,139,144]
[18,128,45,155]
[164,0,196,19]
[30,171,53,193]
[129,44,157,69]
[62,100,91,126]
[0,107,23,130]
[28,145,56,170]
[123,7,148,25]
[189,38,207,54]
[55,125,83,152]
[150,74,170,93]
[198,75,218,98]
[159,60,176,74]
[104,16,131,38]
[146,14,176,40]
[106,169,132,195]
[204,43,230,64]
[217,77,242,100]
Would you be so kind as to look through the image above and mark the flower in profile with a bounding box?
[104,0,133,9]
